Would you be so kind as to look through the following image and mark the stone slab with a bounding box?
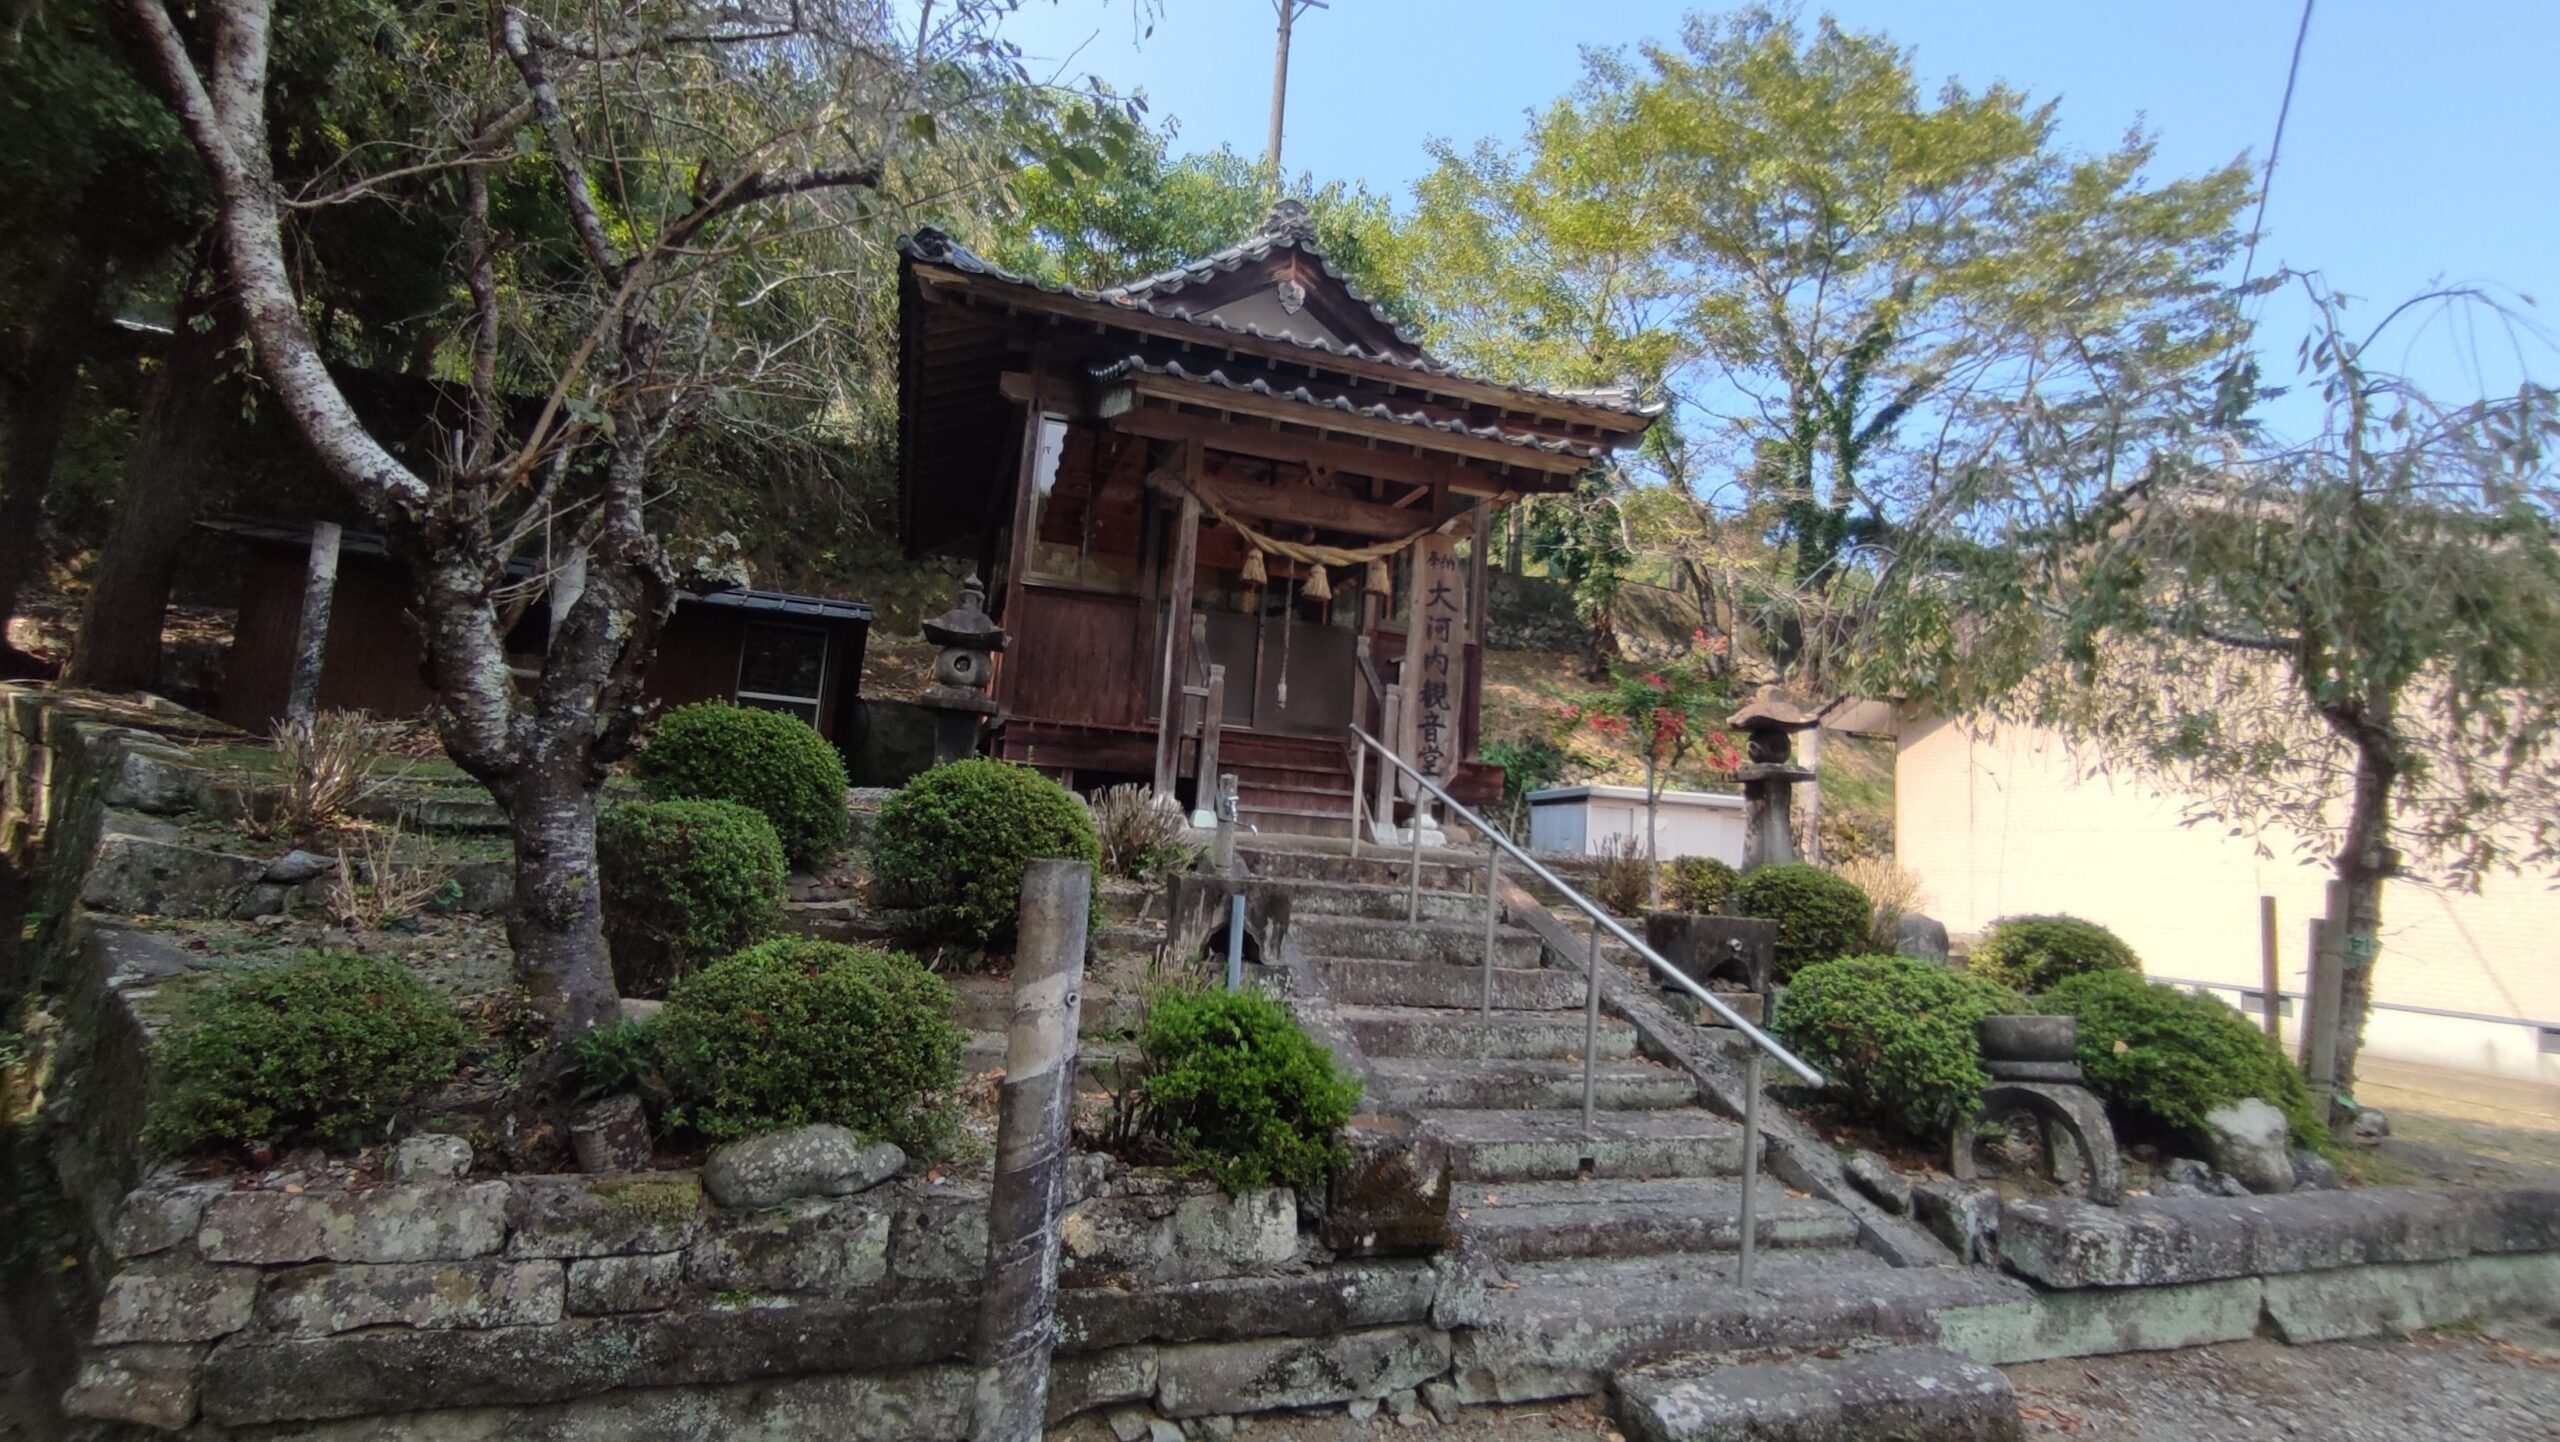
[61,1342,205,1431]
[1060,1262,1440,1353]
[1933,1277,2265,1366]
[196,1364,978,1441]
[504,1174,704,1258]
[200,1298,973,1425]
[1614,1345,2018,1442]
[198,1183,509,1264]
[682,1195,891,1294]
[93,1260,259,1344]
[110,1182,225,1259]
[566,1252,687,1315]
[258,1260,566,1334]
[1050,1345,1161,1424]
[1155,1325,1452,1419]
[1996,1186,2557,1289]
[890,1184,992,1284]
[2263,1251,2560,1344]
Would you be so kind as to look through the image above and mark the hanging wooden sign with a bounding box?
[1399,531,1468,782]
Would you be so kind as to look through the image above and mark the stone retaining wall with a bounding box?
[65,1161,1453,1436]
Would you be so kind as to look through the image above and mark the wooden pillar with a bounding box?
[1192,664,1226,826]
[1152,445,1202,797]
[285,521,342,728]
[1465,500,1490,761]
[2258,895,2283,1038]
[970,859,1089,1442]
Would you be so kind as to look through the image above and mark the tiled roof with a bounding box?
[899,222,1662,424]
[1096,199,1428,354]
[1090,355,1609,462]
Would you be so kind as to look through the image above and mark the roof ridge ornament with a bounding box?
[1260,197,1317,244]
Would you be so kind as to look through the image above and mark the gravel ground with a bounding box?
[2008,1329,2560,1441]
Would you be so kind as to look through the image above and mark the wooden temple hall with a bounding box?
[896,201,1658,836]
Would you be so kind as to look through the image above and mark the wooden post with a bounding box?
[2258,895,2282,1038]
[970,859,1089,1442]
[1193,664,1226,825]
[1152,452,1202,797]
[2302,881,2348,1111]
[285,521,342,727]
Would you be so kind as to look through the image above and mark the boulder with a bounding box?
[2292,1148,2343,1192]
[2349,1107,2391,1146]
[2201,1099,2295,1195]
[109,1182,226,1259]
[702,1125,903,1209]
[570,1094,654,1174]
[262,849,337,885]
[388,1134,474,1183]
[1895,912,1951,964]
[81,831,268,917]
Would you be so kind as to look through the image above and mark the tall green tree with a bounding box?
[1985,282,2560,1106]
[1401,9,2252,701]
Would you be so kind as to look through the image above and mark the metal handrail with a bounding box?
[1348,726,1824,1087]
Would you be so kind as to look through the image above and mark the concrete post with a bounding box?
[970,860,1089,1442]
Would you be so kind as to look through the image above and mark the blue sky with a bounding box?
[997,1,2560,428]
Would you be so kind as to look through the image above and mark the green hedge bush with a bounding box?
[655,937,962,1153]
[1664,855,1739,914]
[598,799,786,997]
[869,758,1100,952]
[146,951,466,1155]
[634,702,849,867]
[1133,987,1362,1193]
[1733,862,1873,978]
[1969,914,2140,993]
[1771,954,2016,1140]
[2034,970,2326,1149]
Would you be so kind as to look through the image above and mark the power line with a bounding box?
[2236,0,2317,300]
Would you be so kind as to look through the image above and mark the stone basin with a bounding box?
[1976,1013,2076,1064]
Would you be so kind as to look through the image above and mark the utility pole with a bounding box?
[1265,0,1328,180]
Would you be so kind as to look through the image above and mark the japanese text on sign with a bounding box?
[1400,533,1468,781]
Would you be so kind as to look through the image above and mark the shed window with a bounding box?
[736,624,829,726]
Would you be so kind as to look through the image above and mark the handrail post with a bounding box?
[1480,848,1501,1037]
[1581,924,1602,1138]
[1406,796,1424,924]
[1737,1049,1764,1292]
[1348,743,1366,859]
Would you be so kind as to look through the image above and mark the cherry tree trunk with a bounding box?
[502,755,623,1036]
[2330,733,2398,1106]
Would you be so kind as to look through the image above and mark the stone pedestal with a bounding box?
[1729,690,1819,871]
[1951,1015,2126,1207]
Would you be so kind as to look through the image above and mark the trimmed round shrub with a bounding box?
[634,702,849,867]
[655,937,962,1153]
[146,950,466,1155]
[2034,969,2325,1149]
[870,758,1101,952]
[1134,987,1363,1193]
[1771,955,2017,1141]
[1969,914,2140,993]
[1732,862,1873,978]
[1665,855,1740,914]
[599,799,786,997]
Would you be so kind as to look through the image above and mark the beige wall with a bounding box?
[1895,711,2560,1085]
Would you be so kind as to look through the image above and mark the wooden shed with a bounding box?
[207,518,872,753]
[898,201,1658,835]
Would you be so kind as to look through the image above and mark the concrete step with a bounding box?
[1339,1005,1637,1061]
[1453,1177,1859,1264]
[1367,1057,1697,1113]
[1295,914,1544,967]
[1451,1255,2032,1405]
[1238,845,1488,894]
[1280,878,1494,926]
[1420,1109,1749,1182]
[1323,960,1586,1012]
[1612,1346,2020,1442]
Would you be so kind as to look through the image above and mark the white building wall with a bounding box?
[1895,712,2560,1085]
[1525,786,1747,866]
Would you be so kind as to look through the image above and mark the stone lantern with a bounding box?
[919,573,1006,764]
[1728,688,1819,870]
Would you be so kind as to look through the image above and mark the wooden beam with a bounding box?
[1153,454,1202,797]
[1107,400,1565,497]
[914,265,1654,437]
[1143,469,1452,539]
[1125,374,1593,476]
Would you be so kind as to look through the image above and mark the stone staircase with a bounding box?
[1237,837,2029,1440]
